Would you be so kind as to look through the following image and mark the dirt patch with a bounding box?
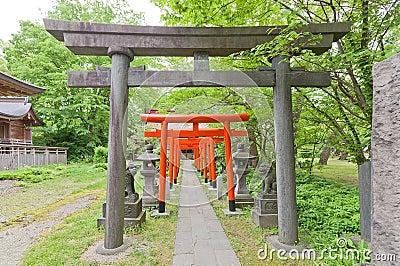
[0,195,95,266]
[0,180,23,223]
[0,180,22,197]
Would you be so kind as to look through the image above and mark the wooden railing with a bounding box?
[0,144,68,171]
[0,138,32,145]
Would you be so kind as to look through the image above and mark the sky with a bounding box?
[0,0,162,41]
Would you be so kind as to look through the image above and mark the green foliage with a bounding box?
[47,0,144,24]
[0,165,66,184]
[297,171,360,245]
[1,0,146,161]
[93,146,108,163]
[93,162,108,170]
[151,0,400,165]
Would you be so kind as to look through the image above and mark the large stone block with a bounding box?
[252,194,278,227]
[372,52,400,263]
[251,209,278,228]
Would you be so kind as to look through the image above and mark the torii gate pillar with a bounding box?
[98,46,133,253]
[272,56,298,245]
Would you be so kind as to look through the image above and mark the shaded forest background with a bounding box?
[0,0,398,169]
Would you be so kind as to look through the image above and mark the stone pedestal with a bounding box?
[251,193,278,227]
[136,144,160,208]
[232,143,255,208]
[234,175,253,208]
[142,171,159,208]
[98,197,146,228]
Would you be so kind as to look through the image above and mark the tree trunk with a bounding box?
[319,147,331,165]
[339,152,348,160]
[246,123,259,168]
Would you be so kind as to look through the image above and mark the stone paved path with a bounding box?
[173,160,240,266]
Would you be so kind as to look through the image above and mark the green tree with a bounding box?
[2,0,145,160]
[151,0,400,165]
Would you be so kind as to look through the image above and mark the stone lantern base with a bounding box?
[97,197,146,228]
[142,196,159,208]
[234,193,254,208]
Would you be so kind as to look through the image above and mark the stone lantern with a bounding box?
[137,144,160,208]
[232,143,255,208]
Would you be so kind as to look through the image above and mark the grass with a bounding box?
[23,201,178,266]
[22,193,105,266]
[312,158,358,185]
[0,164,106,230]
[2,159,364,265]
[0,164,66,185]
[17,163,179,265]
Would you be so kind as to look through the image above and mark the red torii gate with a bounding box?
[175,136,224,186]
[145,127,247,186]
[141,113,250,214]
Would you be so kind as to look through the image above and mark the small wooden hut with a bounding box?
[0,97,44,145]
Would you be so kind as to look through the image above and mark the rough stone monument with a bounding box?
[98,163,146,227]
[372,52,400,263]
[252,162,278,227]
[232,143,255,208]
[136,144,160,208]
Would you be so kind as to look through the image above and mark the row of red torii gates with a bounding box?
[43,18,350,253]
[141,113,250,213]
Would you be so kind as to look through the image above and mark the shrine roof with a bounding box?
[0,98,44,126]
[0,72,45,97]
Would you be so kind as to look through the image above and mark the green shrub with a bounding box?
[93,146,108,163]
[0,167,56,183]
[93,163,108,170]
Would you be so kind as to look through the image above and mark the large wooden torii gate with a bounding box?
[44,19,350,253]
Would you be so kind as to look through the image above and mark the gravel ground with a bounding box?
[0,195,95,266]
[0,180,21,198]
[0,180,22,223]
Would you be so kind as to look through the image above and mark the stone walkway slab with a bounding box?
[173,160,240,266]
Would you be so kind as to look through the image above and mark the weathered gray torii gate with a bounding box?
[44,19,350,253]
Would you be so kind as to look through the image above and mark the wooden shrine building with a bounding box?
[0,71,68,170]
[0,97,44,145]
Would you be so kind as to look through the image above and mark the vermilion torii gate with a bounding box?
[142,114,249,214]
[44,19,350,253]
[144,125,247,187]
[142,115,249,214]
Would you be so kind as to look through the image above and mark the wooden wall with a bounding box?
[0,119,32,144]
